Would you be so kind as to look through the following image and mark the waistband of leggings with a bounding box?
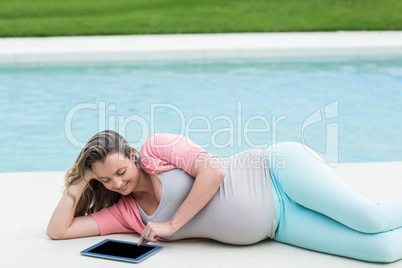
[270,173,282,228]
[265,147,283,229]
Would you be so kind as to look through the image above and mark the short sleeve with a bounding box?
[139,133,217,176]
[91,195,145,235]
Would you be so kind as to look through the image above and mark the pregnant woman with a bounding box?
[47,130,402,263]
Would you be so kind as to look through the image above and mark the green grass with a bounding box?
[0,0,401,37]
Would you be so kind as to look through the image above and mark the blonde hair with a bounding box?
[64,130,140,217]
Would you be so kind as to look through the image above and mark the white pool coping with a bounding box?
[1,31,402,65]
[1,161,402,267]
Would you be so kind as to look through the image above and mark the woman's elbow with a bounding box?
[46,226,65,240]
[215,167,226,182]
[193,154,226,183]
[211,157,225,179]
[207,166,225,186]
[46,231,60,240]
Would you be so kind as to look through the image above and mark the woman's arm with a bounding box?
[46,172,100,240]
[172,153,225,229]
[138,153,225,245]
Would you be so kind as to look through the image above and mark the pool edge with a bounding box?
[1,31,402,65]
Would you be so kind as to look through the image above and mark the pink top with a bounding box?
[91,133,214,236]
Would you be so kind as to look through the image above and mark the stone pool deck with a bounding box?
[1,161,401,267]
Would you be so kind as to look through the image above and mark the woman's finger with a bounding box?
[138,235,144,246]
[140,224,152,243]
[138,231,149,246]
[138,222,162,245]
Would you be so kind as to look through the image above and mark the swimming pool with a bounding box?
[1,57,401,172]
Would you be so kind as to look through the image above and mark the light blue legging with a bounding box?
[267,142,402,263]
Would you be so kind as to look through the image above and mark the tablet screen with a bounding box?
[81,239,163,263]
[88,241,153,259]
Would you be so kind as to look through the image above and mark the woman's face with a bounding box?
[91,151,140,195]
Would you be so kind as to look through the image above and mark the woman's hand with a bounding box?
[138,221,177,245]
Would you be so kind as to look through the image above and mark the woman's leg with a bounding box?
[274,196,402,263]
[267,142,402,234]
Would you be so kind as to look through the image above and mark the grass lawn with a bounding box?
[0,0,401,37]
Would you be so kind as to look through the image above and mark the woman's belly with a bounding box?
[165,148,277,245]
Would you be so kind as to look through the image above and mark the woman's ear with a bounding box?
[130,148,137,161]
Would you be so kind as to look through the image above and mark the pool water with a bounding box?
[0,58,401,172]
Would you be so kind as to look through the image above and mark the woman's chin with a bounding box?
[120,189,132,196]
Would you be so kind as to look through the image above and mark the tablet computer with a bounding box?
[81,239,163,263]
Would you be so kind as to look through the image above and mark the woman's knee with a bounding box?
[369,235,400,263]
[353,206,388,234]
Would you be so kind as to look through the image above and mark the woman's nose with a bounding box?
[113,178,124,189]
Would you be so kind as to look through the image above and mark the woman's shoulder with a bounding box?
[140,133,211,157]
[141,133,193,147]
[139,133,223,176]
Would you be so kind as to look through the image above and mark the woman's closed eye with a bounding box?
[100,169,126,183]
